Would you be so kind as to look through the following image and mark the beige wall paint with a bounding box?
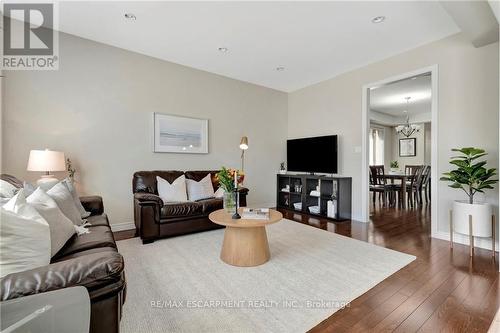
[424,122,432,165]
[2,33,288,226]
[288,33,498,231]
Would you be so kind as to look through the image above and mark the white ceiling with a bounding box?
[13,1,460,92]
[370,75,432,116]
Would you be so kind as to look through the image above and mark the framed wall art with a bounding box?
[399,138,416,157]
[153,113,208,153]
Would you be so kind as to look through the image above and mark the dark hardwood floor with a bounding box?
[114,202,499,332]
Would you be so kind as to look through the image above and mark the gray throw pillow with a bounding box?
[27,188,76,256]
[62,178,91,218]
[47,182,84,225]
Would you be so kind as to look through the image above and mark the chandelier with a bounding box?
[395,97,420,138]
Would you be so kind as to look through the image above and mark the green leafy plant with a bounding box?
[440,147,498,204]
[280,162,286,171]
[390,161,399,169]
[66,158,76,182]
[216,167,244,192]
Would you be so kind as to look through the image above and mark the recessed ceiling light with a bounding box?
[371,16,385,24]
[218,47,228,53]
[276,66,285,71]
[124,13,136,20]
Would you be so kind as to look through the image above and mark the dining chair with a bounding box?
[369,165,396,206]
[406,166,425,207]
[405,165,421,177]
[421,165,431,203]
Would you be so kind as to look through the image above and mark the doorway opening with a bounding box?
[361,66,438,238]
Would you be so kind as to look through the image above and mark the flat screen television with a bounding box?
[287,135,338,174]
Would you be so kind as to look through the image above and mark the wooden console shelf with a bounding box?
[276,174,352,221]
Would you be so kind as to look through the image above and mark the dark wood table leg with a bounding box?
[401,176,407,209]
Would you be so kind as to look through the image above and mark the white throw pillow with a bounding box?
[37,179,60,192]
[186,174,215,201]
[1,190,51,278]
[214,187,225,198]
[156,175,188,203]
[47,182,84,225]
[23,181,36,197]
[61,178,91,218]
[0,179,17,198]
[27,188,76,257]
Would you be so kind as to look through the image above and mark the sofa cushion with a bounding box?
[52,246,117,263]
[197,198,223,214]
[53,225,116,259]
[133,171,184,194]
[1,250,124,301]
[86,213,110,227]
[161,202,203,219]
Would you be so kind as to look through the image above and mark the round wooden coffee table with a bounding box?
[209,208,283,267]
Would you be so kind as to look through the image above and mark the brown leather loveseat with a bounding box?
[133,170,248,244]
[0,174,126,333]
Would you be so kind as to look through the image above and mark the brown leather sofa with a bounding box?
[133,170,248,244]
[0,174,126,333]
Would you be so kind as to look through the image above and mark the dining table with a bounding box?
[378,172,414,209]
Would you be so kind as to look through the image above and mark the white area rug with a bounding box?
[118,219,415,333]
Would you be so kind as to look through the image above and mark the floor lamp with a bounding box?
[239,136,248,172]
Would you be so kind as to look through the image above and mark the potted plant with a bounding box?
[440,147,498,237]
[217,167,244,213]
[390,161,399,173]
[66,158,76,183]
[279,162,287,174]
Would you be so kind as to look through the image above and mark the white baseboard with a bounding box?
[111,221,136,232]
[433,231,498,252]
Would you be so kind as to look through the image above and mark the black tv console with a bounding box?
[276,174,352,221]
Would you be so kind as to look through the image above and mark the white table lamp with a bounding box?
[27,149,66,186]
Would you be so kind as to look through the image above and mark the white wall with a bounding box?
[288,33,499,231]
[1,33,288,226]
[424,123,432,165]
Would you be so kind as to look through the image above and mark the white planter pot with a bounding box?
[452,200,492,237]
[279,170,287,175]
[390,168,399,173]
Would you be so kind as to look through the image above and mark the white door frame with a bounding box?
[361,65,439,238]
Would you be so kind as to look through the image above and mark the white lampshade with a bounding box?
[239,136,249,150]
[27,149,66,172]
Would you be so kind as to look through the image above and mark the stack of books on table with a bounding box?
[242,208,270,220]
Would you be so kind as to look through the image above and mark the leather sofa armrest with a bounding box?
[237,187,249,194]
[237,187,249,207]
[0,251,124,302]
[80,195,104,216]
[134,192,164,207]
